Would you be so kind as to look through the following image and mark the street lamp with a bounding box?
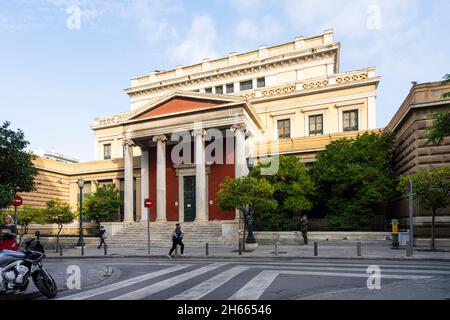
[245,156,256,244]
[76,177,85,247]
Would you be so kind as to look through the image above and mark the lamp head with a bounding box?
[246,156,255,171]
[77,177,85,188]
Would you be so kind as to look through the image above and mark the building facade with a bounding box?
[20,30,381,240]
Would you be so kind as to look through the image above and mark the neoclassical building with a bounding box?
[21,30,382,243]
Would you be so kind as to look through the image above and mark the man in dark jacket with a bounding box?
[168,223,184,259]
[300,215,309,245]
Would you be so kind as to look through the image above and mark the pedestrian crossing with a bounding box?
[57,260,448,300]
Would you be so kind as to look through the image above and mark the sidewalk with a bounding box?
[44,240,450,261]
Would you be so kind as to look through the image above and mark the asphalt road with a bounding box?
[5,257,450,300]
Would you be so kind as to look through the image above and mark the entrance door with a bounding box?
[183,176,196,222]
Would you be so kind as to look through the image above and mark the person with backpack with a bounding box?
[98,225,108,249]
[168,223,184,259]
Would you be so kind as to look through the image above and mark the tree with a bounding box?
[216,176,277,244]
[44,199,75,251]
[425,112,450,146]
[252,155,316,230]
[0,121,37,208]
[399,167,450,251]
[311,132,397,230]
[83,183,121,229]
[3,206,45,245]
[442,73,450,98]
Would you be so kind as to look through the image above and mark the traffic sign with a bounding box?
[12,195,23,207]
[144,198,153,208]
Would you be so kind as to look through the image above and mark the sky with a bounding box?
[0,0,449,161]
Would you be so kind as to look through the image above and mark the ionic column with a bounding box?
[231,124,247,178]
[192,129,207,222]
[140,149,149,221]
[153,135,168,222]
[123,139,135,222]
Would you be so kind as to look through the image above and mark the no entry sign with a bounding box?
[144,198,153,208]
[12,195,23,207]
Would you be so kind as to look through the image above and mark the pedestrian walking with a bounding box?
[168,223,184,259]
[300,215,309,245]
[98,225,108,249]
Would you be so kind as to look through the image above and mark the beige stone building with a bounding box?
[19,30,383,244]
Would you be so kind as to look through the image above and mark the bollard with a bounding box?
[406,241,411,257]
[357,241,362,257]
[205,243,209,256]
[238,242,242,255]
[274,242,278,256]
[59,245,63,257]
[314,242,318,256]
[81,245,84,256]
[104,245,108,256]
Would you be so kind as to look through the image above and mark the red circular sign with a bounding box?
[144,199,153,208]
[12,195,23,207]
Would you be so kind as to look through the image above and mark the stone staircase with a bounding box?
[107,221,227,249]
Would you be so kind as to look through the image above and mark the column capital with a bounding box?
[230,123,246,133]
[122,139,135,147]
[191,129,207,137]
[152,135,168,143]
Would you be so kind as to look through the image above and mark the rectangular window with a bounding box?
[103,144,111,160]
[277,119,291,139]
[309,115,323,136]
[204,87,212,93]
[257,77,265,88]
[226,83,234,93]
[239,80,253,91]
[215,85,223,94]
[343,110,359,131]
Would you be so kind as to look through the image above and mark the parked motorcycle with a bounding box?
[0,232,57,298]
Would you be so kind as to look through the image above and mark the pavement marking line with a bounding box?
[169,266,250,300]
[57,264,193,300]
[111,262,228,300]
[229,269,434,301]
[228,270,279,300]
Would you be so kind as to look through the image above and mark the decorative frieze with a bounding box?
[302,79,329,90]
[261,85,296,96]
[335,72,368,84]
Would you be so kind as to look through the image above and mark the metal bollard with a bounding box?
[205,243,209,256]
[59,245,63,257]
[357,241,362,257]
[104,245,108,256]
[274,242,278,256]
[238,242,242,255]
[314,242,318,256]
[406,241,412,257]
[81,245,84,256]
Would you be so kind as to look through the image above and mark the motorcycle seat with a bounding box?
[0,250,25,258]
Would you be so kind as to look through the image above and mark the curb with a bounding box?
[44,254,450,262]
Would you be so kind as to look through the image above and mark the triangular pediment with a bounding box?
[126,91,244,121]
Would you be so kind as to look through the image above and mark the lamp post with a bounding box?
[245,156,256,244]
[76,177,85,247]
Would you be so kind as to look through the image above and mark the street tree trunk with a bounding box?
[431,208,436,251]
[56,225,62,253]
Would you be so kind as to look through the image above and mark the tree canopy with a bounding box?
[426,111,450,146]
[83,183,121,227]
[0,121,37,208]
[310,132,397,229]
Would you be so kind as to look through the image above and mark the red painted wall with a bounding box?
[208,136,235,220]
[148,147,157,221]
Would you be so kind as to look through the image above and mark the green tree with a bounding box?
[83,183,121,229]
[216,176,277,243]
[311,132,397,230]
[3,206,45,244]
[399,167,450,251]
[44,199,75,251]
[253,155,316,230]
[0,121,37,208]
[442,73,450,98]
[425,112,450,146]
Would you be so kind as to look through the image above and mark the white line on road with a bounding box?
[111,263,228,300]
[169,266,250,300]
[58,264,192,300]
[228,270,279,300]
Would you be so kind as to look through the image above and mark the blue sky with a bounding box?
[1,0,449,161]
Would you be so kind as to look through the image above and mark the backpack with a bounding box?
[101,230,108,239]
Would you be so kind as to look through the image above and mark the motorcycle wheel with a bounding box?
[33,270,58,298]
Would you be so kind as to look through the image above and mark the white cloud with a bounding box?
[236,15,282,42]
[168,15,219,66]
